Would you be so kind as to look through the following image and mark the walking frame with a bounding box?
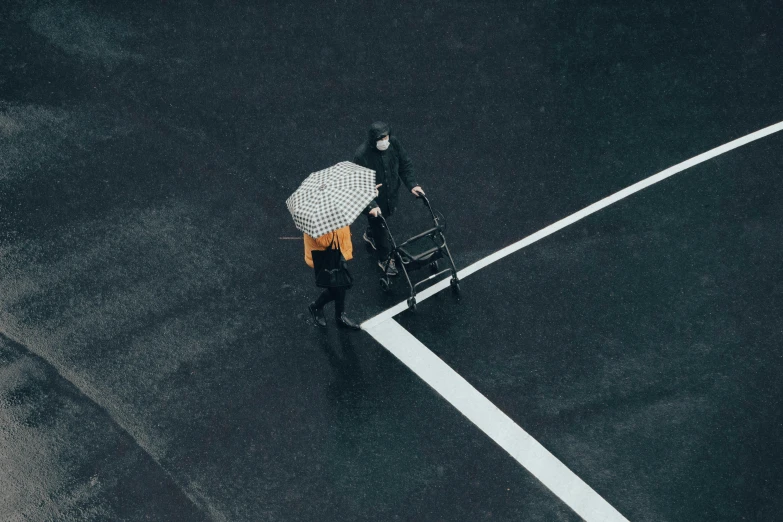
[377,195,461,310]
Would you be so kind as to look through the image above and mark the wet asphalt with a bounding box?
[1,0,781,520]
[397,133,783,520]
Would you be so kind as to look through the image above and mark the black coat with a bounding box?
[353,136,418,217]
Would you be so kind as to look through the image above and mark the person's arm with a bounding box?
[394,138,417,189]
[363,198,379,213]
[393,137,424,195]
[364,184,382,216]
[352,147,368,168]
[364,202,381,217]
[354,147,381,213]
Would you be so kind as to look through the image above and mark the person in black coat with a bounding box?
[353,121,425,275]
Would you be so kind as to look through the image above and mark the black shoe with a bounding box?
[378,258,398,276]
[336,314,361,330]
[308,302,326,328]
[363,231,377,250]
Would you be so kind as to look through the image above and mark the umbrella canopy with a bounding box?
[286,161,377,238]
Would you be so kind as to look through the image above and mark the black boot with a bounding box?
[309,302,327,328]
[336,313,361,330]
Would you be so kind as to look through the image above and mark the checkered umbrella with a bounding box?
[286,161,377,238]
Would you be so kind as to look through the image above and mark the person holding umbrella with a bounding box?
[303,226,359,329]
[353,121,425,276]
[286,161,379,330]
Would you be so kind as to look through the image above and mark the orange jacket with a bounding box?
[304,226,353,268]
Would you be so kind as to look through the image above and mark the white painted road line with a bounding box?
[360,121,783,518]
[361,120,783,330]
[365,319,629,522]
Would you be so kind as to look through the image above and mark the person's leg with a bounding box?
[313,288,334,308]
[333,288,346,317]
[363,216,376,250]
[368,214,397,275]
[369,215,391,260]
[308,288,333,327]
[333,288,360,330]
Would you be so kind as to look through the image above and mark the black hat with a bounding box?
[368,121,391,142]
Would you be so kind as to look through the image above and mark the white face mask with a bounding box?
[376,138,390,151]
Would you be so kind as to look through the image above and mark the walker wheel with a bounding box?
[380,278,390,292]
[407,297,417,311]
[429,260,439,273]
[450,278,461,298]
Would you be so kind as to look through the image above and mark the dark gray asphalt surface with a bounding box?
[0,335,208,521]
[397,134,783,521]
[1,0,781,520]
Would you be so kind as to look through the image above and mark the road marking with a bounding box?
[361,121,783,519]
[365,319,629,521]
[362,120,783,330]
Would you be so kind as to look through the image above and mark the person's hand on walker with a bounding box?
[369,184,383,217]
